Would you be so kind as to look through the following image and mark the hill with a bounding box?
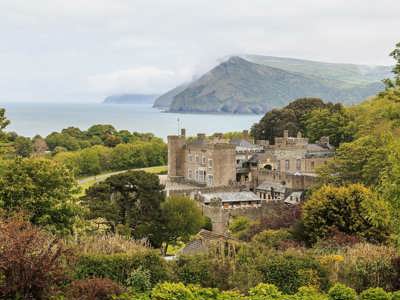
[153,83,189,108]
[103,94,158,104]
[159,56,391,114]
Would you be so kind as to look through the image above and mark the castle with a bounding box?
[167,128,334,204]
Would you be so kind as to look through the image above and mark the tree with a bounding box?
[33,135,49,155]
[304,104,354,147]
[13,136,33,157]
[161,196,204,254]
[251,98,327,143]
[318,135,390,187]
[0,158,80,234]
[0,108,10,141]
[83,170,165,246]
[302,184,392,244]
[383,42,400,89]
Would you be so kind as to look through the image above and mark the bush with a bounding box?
[328,283,357,300]
[74,251,168,286]
[252,229,293,249]
[256,253,329,294]
[248,283,282,298]
[359,288,390,300]
[126,267,152,293]
[151,282,194,300]
[0,217,70,299]
[339,243,398,291]
[67,278,124,300]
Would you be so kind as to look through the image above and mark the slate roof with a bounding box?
[256,182,287,193]
[201,191,261,204]
[284,191,303,205]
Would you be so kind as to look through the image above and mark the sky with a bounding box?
[0,0,399,103]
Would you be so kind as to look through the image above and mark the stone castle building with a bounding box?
[168,129,334,205]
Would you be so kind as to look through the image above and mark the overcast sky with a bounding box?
[0,0,399,103]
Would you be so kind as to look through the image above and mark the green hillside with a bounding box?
[167,56,387,114]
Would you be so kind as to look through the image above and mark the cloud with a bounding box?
[87,67,192,95]
[0,0,399,102]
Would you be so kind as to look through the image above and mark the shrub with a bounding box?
[328,283,357,300]
[75,234,149,255]
[126,267,152,293]
[0,216,70,299]
[249,283,282,298]
[74,251,168,286]
[256,253,329,294]
[67,278,124,300]
[339,243,398,291]
[359,288,390,300]
[252,229,293,249]
[151,282,194,300]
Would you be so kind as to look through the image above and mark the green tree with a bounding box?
[13,136,33,157]
[0,108,10,142]
[83,171,165,246]
[318,135,390,187]
[302,184,392,244]
[383,42,400,89]
[161,196,204,254]
[304,104,353,147]
[0,158,80,234]
[251,98,327,143]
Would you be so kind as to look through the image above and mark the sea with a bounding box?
[1,102,262,140]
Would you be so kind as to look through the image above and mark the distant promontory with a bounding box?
[103,94,159,104]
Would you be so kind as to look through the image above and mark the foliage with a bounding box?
[160,196,204,254]
[83,171,165,246]
[126,267,152,293]
[304,104,353,147]
[256,253,329,294]
[75,251,168,286]
[13,135,33,157]
[383,42,400,89]
[252,229,294,249]
[229,216,253,239]
[0,108,10,141]
[251,98,328,143]
[359,288,390,300]
[151,282,194,300]
[67,278,125,300]
[75,234,149,255]
[54,140,167,177]
[328,283,357,300]
[0,157,80,234]
[301,184,392,245]
[0,216,70,299]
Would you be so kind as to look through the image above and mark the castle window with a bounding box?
[285,160,290,171]
[198,170,205,183]
[208,159,213,167]
[296,159,301,171]
[188,169,193,179]
[207,175,214,186]
[195,155,200,163]
[311,161,315,170]
[188,154,193,162]
[202,156,206,165]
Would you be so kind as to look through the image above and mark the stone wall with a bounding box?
[202,202,279,234]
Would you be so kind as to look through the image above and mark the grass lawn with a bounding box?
[77,165,167,196]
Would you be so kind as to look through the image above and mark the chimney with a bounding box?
[319,136,330,147]
[297,131,302,139]
[180,128,186,137]
[283,130,289,138]
[214,133,223,139]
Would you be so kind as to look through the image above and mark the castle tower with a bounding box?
[167,129,186,180]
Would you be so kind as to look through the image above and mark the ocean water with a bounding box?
[1,102,262,140]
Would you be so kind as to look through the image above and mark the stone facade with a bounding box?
[168,129,236,187]
[168,129,334,200]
